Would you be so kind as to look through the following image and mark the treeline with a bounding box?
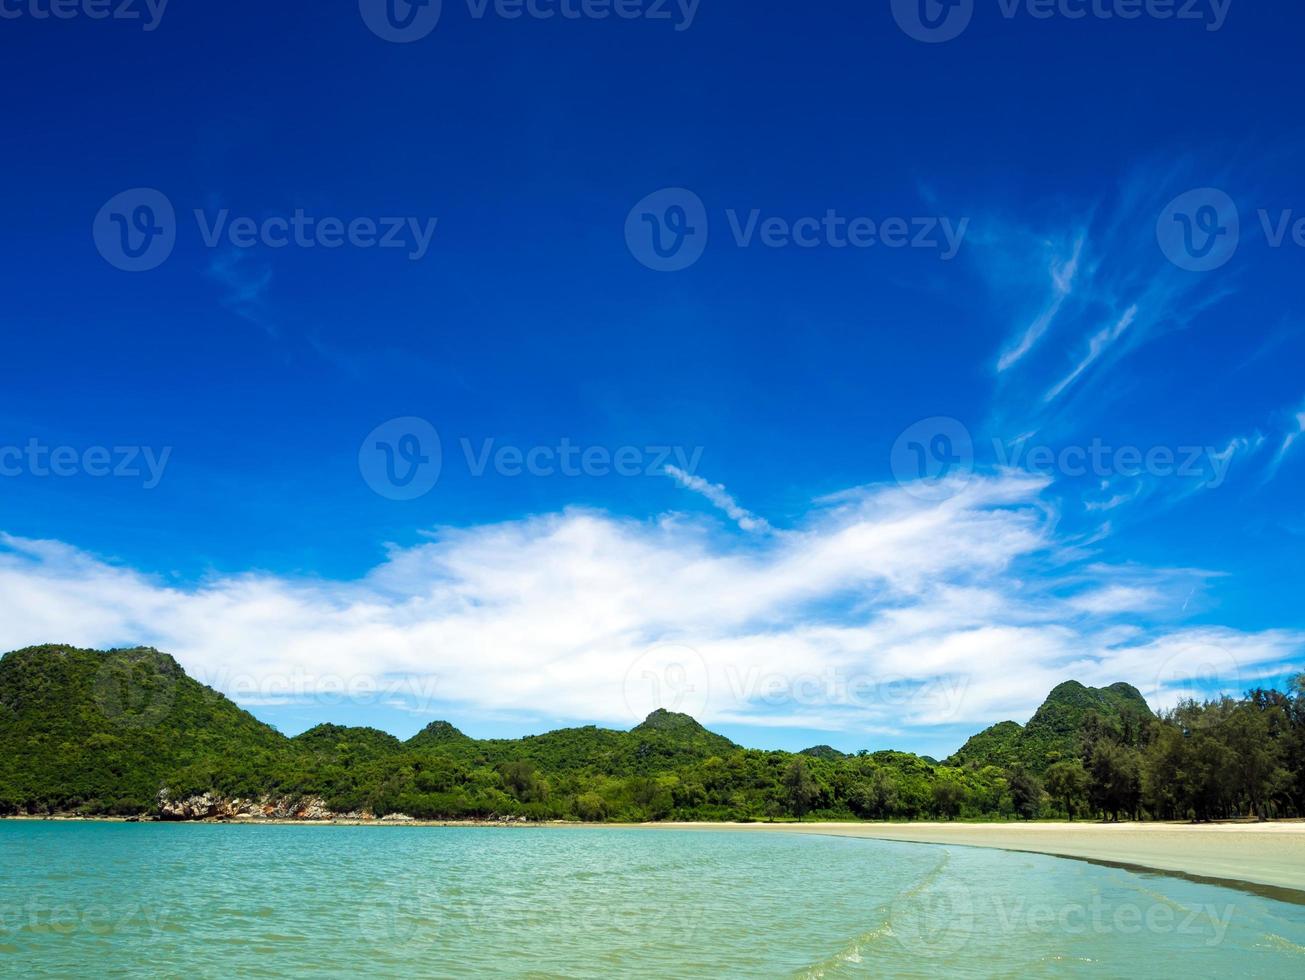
[151,680,1305,824]
[153,741,1023,824]
[2,646,1303,824]
[1029,681,1305,823]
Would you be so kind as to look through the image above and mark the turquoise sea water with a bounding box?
[2,823,1303,977]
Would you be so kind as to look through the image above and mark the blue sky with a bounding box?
[1,1,1303,757]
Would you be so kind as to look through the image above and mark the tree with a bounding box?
[1087,741,1141,821]
[1224,704,1290,820]
[1141,724,1186,820]
[932,779,966,820]
[783,759,819,820]
[499,760,546,803]
[1044,760,1089,820]
[849,767,900,819]
[1007,767,1042,820]
[575,792,607,822]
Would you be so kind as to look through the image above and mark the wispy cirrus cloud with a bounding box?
[1271,398,1305,473]
[981,163,1240,441]
[997,233,1085,373]
[1044,304,1138,403]
[665,465,771,533]
[206,248,276,336]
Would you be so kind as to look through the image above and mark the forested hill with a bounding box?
[947,681,1155,773]
[2,645,1303,824]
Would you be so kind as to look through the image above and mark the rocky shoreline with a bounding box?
[0,790,537,826]
[156,791,357,822]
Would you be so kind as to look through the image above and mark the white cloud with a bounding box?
[0,472,1299,743]
[1271,400,1305,471]
[665,466,771,533]
[979,165,1242,443]
[997,234,1084,373]
[1044,304,1138,403]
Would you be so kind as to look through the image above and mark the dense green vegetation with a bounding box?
[2,645,1303,823]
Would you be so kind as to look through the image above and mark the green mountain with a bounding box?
[0,644,288,814]
[799,745,847,761]
[405,720,470,750]
[294,724,404,763]
[0,645,752,819]
[947,680,1154,773]
[632,708,738,755]
[13,644,1281,824]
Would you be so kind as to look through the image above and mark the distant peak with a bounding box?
[635,708,702,730]
[1105,682,1147,702]
[407,720,468,744]
[1047,680,1089,698]
[799,745,846,760]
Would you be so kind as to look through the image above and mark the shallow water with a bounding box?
[2,822,1303,977]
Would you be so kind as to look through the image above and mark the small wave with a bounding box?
[791,918,892,979]
[1261,933,1305,956]
[792,853,952,978]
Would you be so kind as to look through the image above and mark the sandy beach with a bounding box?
[650,821,1305,899]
